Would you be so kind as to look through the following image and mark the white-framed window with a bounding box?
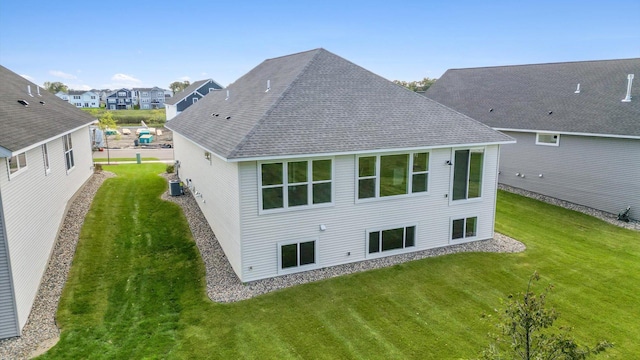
[42,144,51,174]
[63,134,75,172]
[209,88,215,93]
[142,92,149,97]
[278,239,317,274]
[367,224,416,256]
[259,158,333,213]
[73,95,81,99]
[451,148,484,201]
[7,152,27,177]
[451,216,477,241]
[536,133,560,146]
[118,91,126,97]
[193,98,198,104]
[357,151,430,200]
[91,95,96,99]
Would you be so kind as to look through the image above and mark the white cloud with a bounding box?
[67,84,92,91]
[49,70,77,80]
[111,73,141,83]
[179,76,191,81]
[20,74,35,82]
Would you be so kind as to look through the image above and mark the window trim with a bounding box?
[535,132,560,146]
[258,157,335,214]
[277,238,318,275]
[450,216,479,243]
[63,134,75,173]
[356,150,430,203]
[449,147,485,204]
[7,151,28,179]
[365,223,418,259]
[42,144,51,175]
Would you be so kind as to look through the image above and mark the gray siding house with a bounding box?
[166,49,513,282]
[165,79,223,120]
[133,86,168,109]
[106,88,133,109]
[0,65,95,339]
[425,58,640,220]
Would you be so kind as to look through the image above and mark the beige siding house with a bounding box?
[0,65,95,339]
[167,49,514,282]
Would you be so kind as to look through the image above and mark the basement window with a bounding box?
[536,133,560,146]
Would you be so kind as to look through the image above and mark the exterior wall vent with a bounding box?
[622,74,634,102]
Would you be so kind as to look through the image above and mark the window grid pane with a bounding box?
[368,231,380,254]
[381,228,404,251]
[405,226,415,247]
[312,182,331,204]
[312,160,331,181]
[468,151,483,198]
[380,154,408,197]
[288,161,308,183]
[452,219,465,239]
[288,184,308,207]
[359,156,376,177]
[452,150,469,200]
[299,241,315,266]
[262,187,283,210]
[281,244,298,268]
[262,163,283,186]
[466,217,477,238]
[358,178,376,199]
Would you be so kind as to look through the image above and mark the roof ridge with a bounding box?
[446,58,640,72]
[228,49,323,158]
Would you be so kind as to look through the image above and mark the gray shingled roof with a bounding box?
[166,49,513,160]
[0,65,96,155]
[165,79,223,106]
[425,58,640,137]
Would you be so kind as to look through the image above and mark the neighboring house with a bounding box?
[0,65,95,339]
[106,88,133,109]
[425,58,640,220]
[99,89,112,106]
[66,90,100,108]
[133,87,168,109]
[165,79,223,120]
[55,91,69,102]
[166,49,513,283]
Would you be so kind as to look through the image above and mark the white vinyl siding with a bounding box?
[0,203,20,339]
[172,134,242,275]
[0,128,92,331]
[238,145,501,282]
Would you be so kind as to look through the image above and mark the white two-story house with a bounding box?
[166,49,514,282]
[0,65,95,339]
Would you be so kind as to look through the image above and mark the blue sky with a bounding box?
[1,1,638,90]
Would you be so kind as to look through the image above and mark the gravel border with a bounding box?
[0,171,115,360]
[499,184,640,231]
[160,173,526,303]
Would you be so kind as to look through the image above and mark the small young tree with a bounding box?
[97,111,117,165]
[480,272,611,360]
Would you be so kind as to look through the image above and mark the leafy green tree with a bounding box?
[43,81,68,94]
[97,111,117,164]
[393,77,436,92]
[479,272,612,360]
[169,80,190,94]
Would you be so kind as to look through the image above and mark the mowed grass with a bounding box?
[41,164,640,359]
[92,157,159,162]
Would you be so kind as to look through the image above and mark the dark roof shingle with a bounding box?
[425,58,640,137]
[166,49,513,160]
[0,65,96,155]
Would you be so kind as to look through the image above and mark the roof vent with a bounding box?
[40,101,45,105]
[18,99,29,106]
[574,83,580,94]
[225,89,229,101]
[225,116,231,120]
[548,111,553,115]
[489,108,494,112]
[622,74,634,102]
[27,85,34,97]
[265,79,271,92]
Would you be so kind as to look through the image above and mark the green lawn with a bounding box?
[41,164,640,359]
[92,157,159,162]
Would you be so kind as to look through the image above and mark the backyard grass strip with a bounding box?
[41,165,639,359]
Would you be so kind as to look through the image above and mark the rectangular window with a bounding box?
[7,152,27,175]
[368,225,416,254]
[193,98,198,104]
[452,217,477,240]
[42,144,50,173]
[358,152,429,200]
[280,240,316,271]
[63,134,75,171]
[452,149,483,201]
[260,159,332,212]
[536,133,560,146]
[204,151,211,161]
